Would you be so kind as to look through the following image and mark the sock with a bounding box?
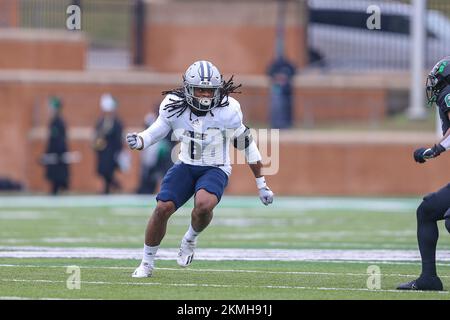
[417,220,438,277]
[183,224,200,242]
[142,244,158,266]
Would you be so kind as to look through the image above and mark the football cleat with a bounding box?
[177,238,196,268]
[397,276,443,291]
[131,262,153,278]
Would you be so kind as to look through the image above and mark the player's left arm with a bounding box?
[414,112,450,163]
[233,124,274,206]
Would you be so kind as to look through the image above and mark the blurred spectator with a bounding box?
[267,55,296,129]
[136,112,173,194]
[0,177,23,191]
[93,93,123,194]
[41,96,69,195]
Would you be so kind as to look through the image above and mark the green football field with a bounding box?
[1,195,450,300]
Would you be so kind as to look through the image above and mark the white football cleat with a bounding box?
[177,238,196,267]
[131,262,153,278]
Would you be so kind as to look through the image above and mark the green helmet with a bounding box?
[426,57,450,106]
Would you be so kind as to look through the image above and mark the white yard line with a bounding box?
[2,246,450,262]
[1,278,447,295]
[1,263,450,279]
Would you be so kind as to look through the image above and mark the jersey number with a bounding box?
[188,131,203,160]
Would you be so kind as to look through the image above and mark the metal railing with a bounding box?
[2,0,450,72]
[12,0,137,69]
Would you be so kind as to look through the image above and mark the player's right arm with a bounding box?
[126,97,173,151]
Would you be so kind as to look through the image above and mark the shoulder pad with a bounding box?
[224,97,243,128]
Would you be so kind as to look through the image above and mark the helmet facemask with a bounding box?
[184,81,222,112]
[426,74,439,106]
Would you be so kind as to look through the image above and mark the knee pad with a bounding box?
[444,208,450,233]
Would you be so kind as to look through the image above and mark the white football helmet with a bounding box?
[183,60,223,112]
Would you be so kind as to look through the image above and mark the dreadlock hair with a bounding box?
[161,76,242,120]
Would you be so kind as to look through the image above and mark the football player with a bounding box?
[397,57,450,291]
[126,60,274,277]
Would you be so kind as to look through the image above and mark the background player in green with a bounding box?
[397,57,450,291]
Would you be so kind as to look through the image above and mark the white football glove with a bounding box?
[259,186,274,206]
[126,132,143,150]
[256,177,274,206]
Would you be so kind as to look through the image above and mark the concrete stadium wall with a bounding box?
[141,0,307,75]
[0,29,86,70]
[0,70,435,196]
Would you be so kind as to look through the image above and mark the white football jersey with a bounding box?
[138,94,246,176]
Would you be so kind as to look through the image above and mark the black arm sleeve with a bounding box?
[233,126,253,150]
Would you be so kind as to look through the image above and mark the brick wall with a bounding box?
[141,0,307,75]
[0,29,86,70]
[0,70,427,195]
[27,130,450,196]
